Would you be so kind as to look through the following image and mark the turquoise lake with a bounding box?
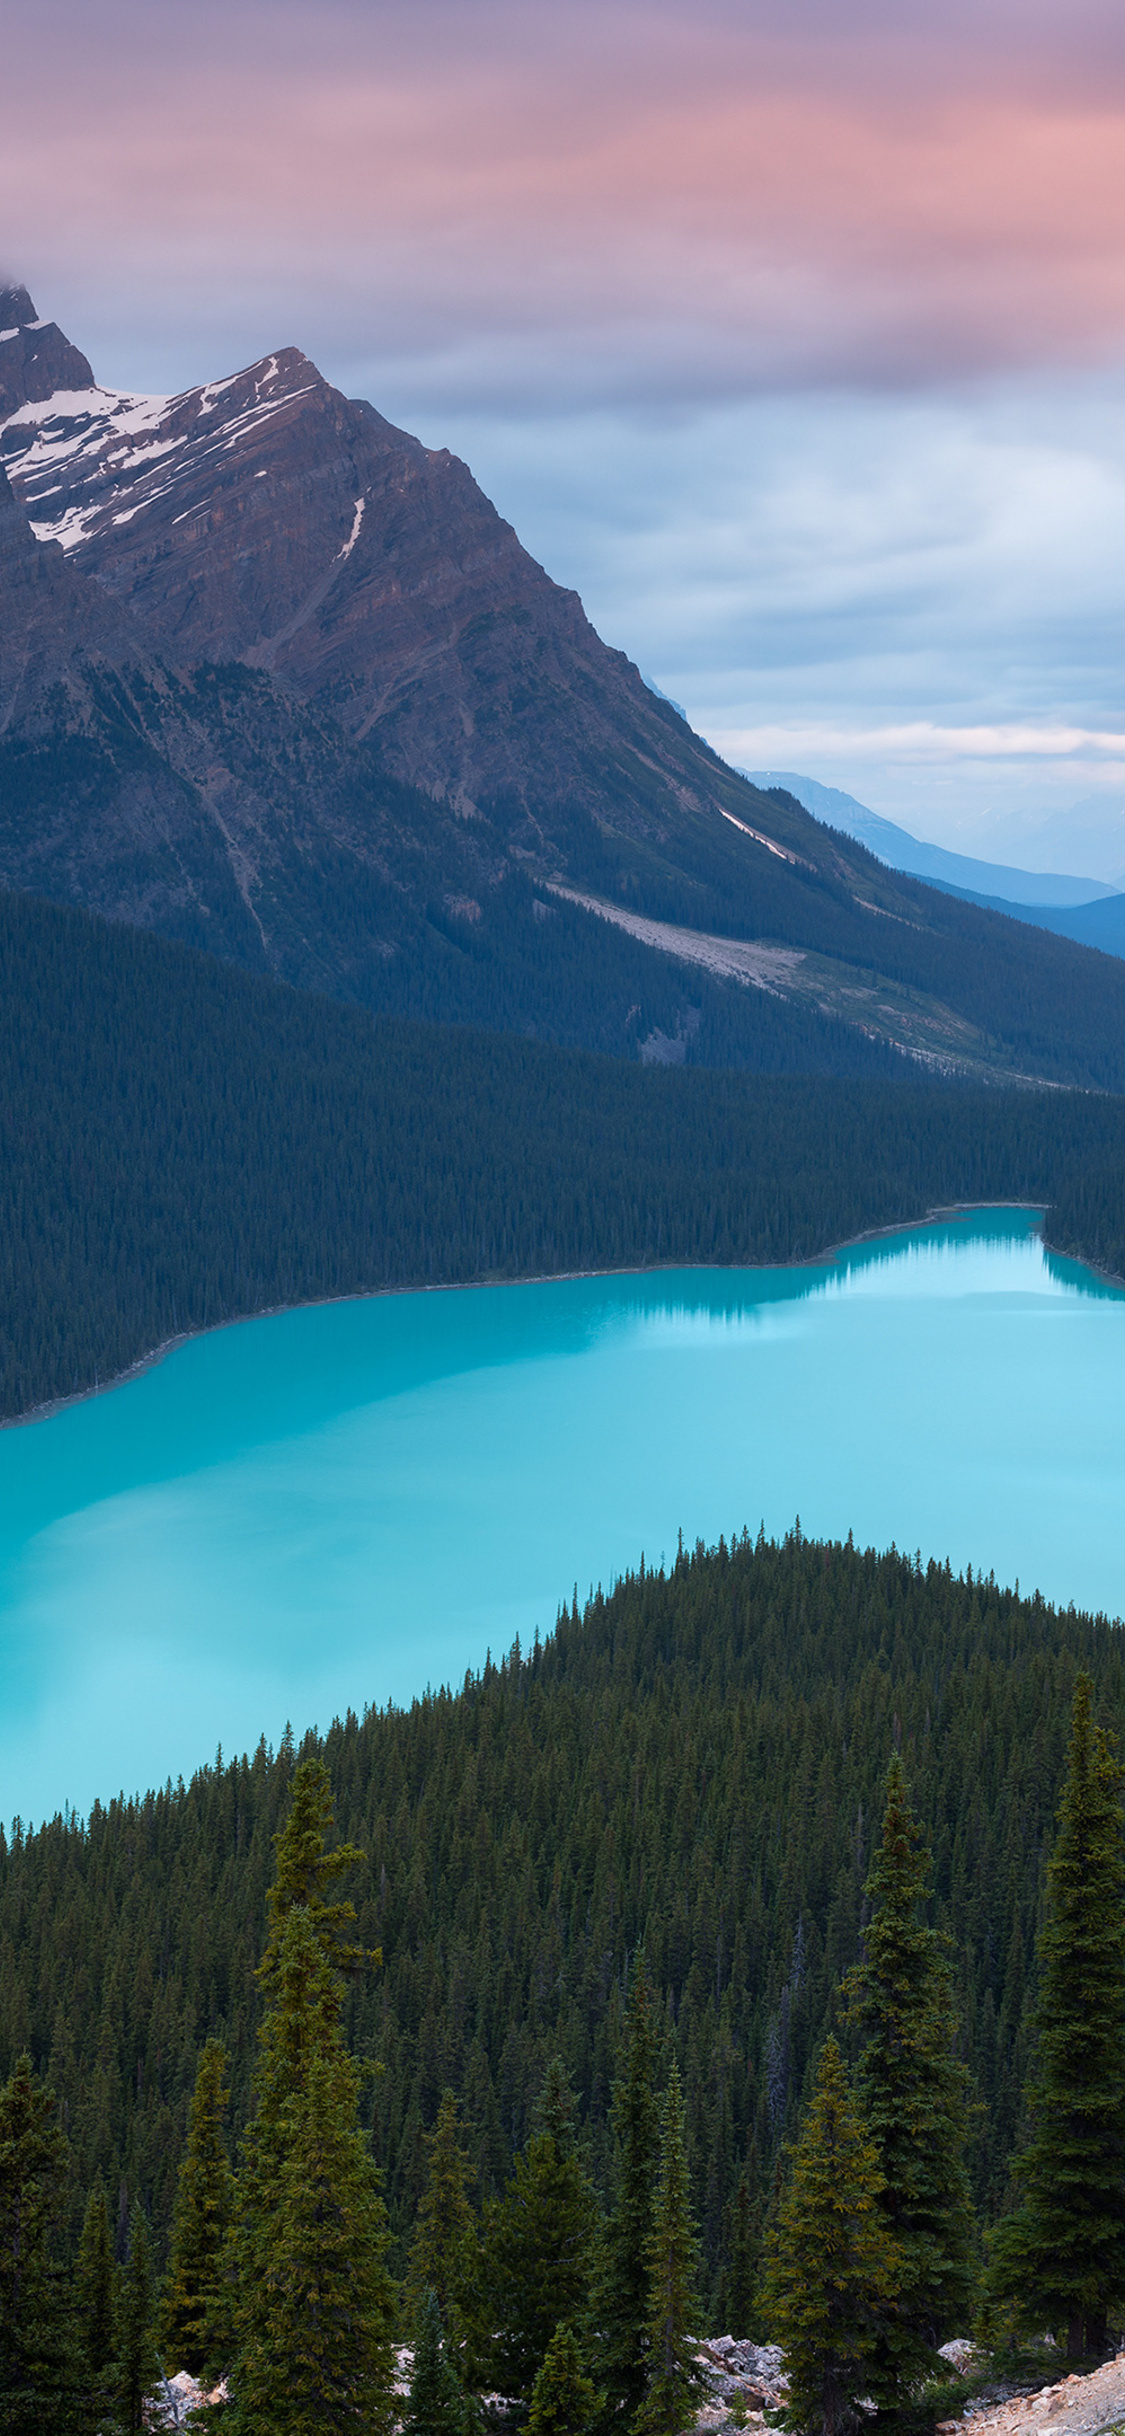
[3,1207,1124,1827]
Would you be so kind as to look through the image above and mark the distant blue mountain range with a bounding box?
[748,770,1125,963]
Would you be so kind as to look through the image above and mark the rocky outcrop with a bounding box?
[149,2369,227,2426]
[0,285,95,421]
[0,461,160,727]
[940,2355,1125,2436]
[144,2341,1125,2436]
[694,2338,788,2430]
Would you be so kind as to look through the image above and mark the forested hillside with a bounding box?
[9,883,1125,1423]
[0,1531,1117,2306]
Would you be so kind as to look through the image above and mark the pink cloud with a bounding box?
[5,0,1125,400]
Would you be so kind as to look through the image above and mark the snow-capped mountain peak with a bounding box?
[0,351,324,558]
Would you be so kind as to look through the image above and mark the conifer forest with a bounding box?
[8,885,1125,1424]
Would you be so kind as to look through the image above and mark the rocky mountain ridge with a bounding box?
[0,285,726,833]
[0,282,95,420]
[6,281,1125,1087]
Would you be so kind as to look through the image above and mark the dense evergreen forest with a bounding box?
[1,1530,1120,2310]
[8,882,1125,1422]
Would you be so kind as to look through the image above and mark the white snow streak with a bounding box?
[336,496,365,562]
[2,368,317,554]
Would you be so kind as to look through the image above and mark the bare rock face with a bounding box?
[0,462,156,725]
[0,320,727,833]
[0,467,280,957]
[0,285,96,421]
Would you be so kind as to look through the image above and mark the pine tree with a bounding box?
[717,2148,764,2341]
[260,1755,368,1974]
[844,1756,976,2402]
[225,1760,397,2433]
[115,2202,161,2436]
[597,1953,662,2424]
[762,2040,899,2436]
[478,2058,600,2400]
[404,2093,478,2350]
[0,2053,81,2435]
[403,2287,470,2436]
[635,2064,706,2436]
[986,1674,1125,2357]
[76,2184,116,2387]
[528,2321,604,2436]
[162,2037,233,2375]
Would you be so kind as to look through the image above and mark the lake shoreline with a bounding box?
[0,1198,1058,1436]
[6,1207,1124,1828]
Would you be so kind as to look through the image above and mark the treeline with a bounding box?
[7,883,1125,1421]
[1046,1159,1125,1288]
[1,1530,1122,2304]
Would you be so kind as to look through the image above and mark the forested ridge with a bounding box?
[1,1531,1120,2308]
[8,883,1125,1423]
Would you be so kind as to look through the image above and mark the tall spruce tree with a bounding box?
[225,1759,397,2434]
[0,2053,81,2435]
[762,2039,899,2436]
[76,2184,117,2390]
[477,2057,600,2401]
[635,2064,706,2436]
[844,1756,975,2403]
[717,2147,765,2341]
[597,1953,662,2425]
[404,2092,478,2349]
[986,1674,1125,2357]
[528,2322,604,2436]
[115,2202,161,2436]
[162,2037,233,2376]
[403,2288,470,2436]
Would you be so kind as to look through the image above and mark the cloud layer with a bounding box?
[8,0,1125,406]
[5,0,1125,859]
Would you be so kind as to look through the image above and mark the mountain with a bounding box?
[919,880,1125,961]
[0,460,902,1076]
[9,285,1125,1086]
[748,770,1118,910]
[753,770,1125,966]
[0,293,777,827]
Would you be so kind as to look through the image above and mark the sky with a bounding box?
[4,0,1125,873]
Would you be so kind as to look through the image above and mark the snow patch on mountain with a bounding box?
[337,497,365,562]
[0,360,320,556]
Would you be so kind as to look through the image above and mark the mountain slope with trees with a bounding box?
[9,881,1125,1424]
